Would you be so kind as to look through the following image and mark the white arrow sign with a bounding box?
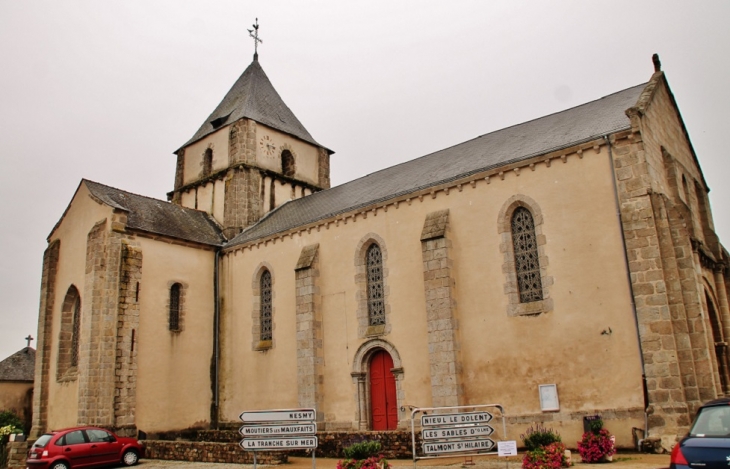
[422,425,494,440]
[239,423,316,437]
[423,439,495,454]
[239,409,315,422]
[239,437,318,450]
[421,411,492,427]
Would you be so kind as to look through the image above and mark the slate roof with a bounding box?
[227,82,647,248]
[180,57,330,153]
[0,347,35,382]
[84,180,224,246]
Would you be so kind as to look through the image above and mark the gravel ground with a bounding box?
[134,453,669,469]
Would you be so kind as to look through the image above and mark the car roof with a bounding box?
[699,398,730,408]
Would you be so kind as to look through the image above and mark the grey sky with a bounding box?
[1,1,728,360]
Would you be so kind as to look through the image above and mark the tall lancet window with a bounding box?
[260,270,272,341]
[70,296,81,367]
[367,244,385,326]
[511,207,543,303]
[169,283,181,331]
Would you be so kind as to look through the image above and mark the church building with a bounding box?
[31,50,730,451]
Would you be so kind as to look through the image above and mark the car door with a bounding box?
[84,429,122,466]
[59,430,95,468]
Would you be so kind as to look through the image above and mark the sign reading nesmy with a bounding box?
[239,437,318,450]
[239,423,316,437]
[421,411,492,427]
[422,424,494,440]
[239,409,315,422]
[423,439,495,454]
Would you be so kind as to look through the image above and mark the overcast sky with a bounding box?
[1,1,729,360]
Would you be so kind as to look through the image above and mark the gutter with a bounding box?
[212,248,221,428]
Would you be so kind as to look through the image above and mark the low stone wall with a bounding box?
[6,441,29,469]
[315,431,418,459]
[143,440,286,464]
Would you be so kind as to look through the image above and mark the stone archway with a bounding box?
[351,339,404,430]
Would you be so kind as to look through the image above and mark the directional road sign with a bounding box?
[422,424,494,440]
[239,409,315,422]
[423,439,495,454]
[240,437,318,451]
[239,423,316,437]
[421,411,492,427]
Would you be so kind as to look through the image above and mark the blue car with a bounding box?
[671,398,730,469]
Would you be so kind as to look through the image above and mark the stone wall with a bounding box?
[6,441,28,469]
[143,441,286,464]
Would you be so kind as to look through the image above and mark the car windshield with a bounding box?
[33,435,52,448]
[690,405,730,437]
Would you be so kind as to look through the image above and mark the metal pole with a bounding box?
[312,448,316,469]
[253,451,257,469]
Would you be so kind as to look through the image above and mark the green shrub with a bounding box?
[343,441,382,460]
[0,411,22,431]
[587,418,604,434]
[520,424,562,451]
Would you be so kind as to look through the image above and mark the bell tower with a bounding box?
[169,26,332,239]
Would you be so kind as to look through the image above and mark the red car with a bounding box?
[26,426,143,469]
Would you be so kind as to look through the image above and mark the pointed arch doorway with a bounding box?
[370,350,398,430]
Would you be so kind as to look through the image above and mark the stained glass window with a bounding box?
[260,270,272,341]
[511,207,543,303]
[367,244,385,326]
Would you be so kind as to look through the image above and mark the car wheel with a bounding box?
[52,462,70,469]
[122,450,139,466]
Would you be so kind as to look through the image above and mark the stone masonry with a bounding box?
[295,244,324,421]
[30,240,60,438]
[114,241,142,434]
[420,209,463,407]
[612,70,725,444]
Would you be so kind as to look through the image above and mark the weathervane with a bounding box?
[248,18,262,60]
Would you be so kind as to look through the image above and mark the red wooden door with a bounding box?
[370,350,398,430]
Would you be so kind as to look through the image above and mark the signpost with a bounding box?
[239,408,317,469]
[409,404,508,467]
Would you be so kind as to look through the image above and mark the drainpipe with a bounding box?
[604,135,650,445]
[212,248,221,429]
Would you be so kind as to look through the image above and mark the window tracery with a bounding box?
[511,207,543,303]
[260,270,272,341]
[367,244,385,326]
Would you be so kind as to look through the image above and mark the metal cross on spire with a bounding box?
[248,18,262,60]
[25,335,34,347]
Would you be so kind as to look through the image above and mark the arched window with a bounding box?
[511,207,543,303]
[281,150,296,177]
[169,283,181,331]
[367,244,385,326]
[202,148,213,177]
[70,295,81,367]
[260,270,272,341]
[57,285,81,381]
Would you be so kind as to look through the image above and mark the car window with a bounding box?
[691,406,730,437]
[63,430,87,445]
[86,430,114,443]
[33,435,52,448]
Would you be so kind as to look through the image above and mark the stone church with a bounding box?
[31,51,729,450]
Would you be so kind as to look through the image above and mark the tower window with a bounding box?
[281,150,296,177]
[203,148,213,177]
